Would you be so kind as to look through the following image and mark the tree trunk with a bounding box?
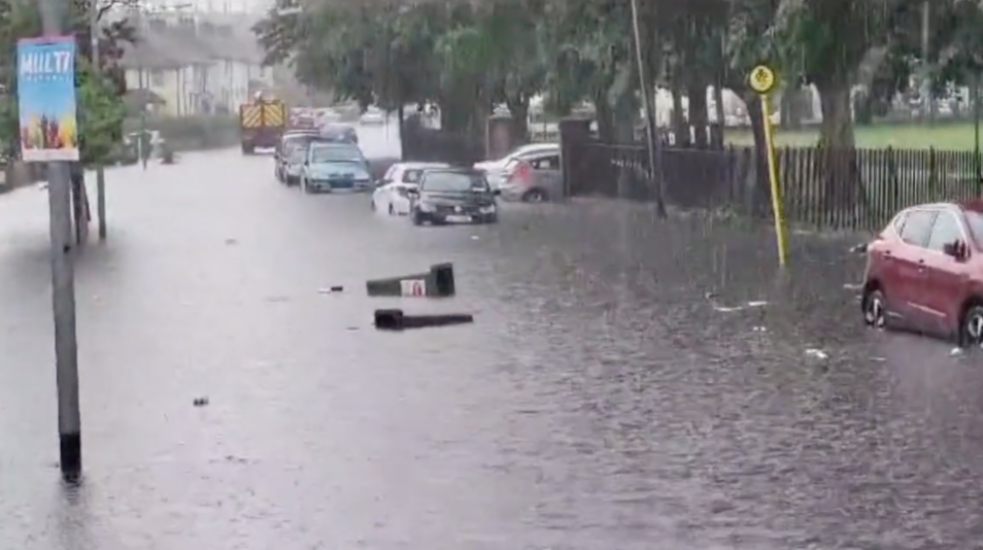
[507,97,530,144]
[595,92,615,143]
[687,84,709,149]
[670,85,689,147]
[613,93,636,198]
[815,78,861,216]
[712,84,725,149]
[744,93,772,217]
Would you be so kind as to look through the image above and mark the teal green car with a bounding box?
[300,142,371,194]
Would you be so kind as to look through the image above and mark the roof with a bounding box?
[393,162,450,169]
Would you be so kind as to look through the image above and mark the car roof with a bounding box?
[423,167,484,176]
[395,162,449,169]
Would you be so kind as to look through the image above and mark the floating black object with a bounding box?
[374,308,473,330]
[366,263,455,297]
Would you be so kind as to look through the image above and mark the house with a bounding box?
[119,11,272,117]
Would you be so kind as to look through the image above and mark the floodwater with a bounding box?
[0,123,981,550]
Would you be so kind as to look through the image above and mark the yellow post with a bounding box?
[748,64,789,267]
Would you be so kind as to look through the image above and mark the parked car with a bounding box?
[371,161,449,215]
[861,201,983,346]
[274,130,320,183]
[474,142,560,189]
[499,150,563,202]
[300,142,372,193]
[360,107,386,125]
[407,168,500,225]
[318,123,358,144]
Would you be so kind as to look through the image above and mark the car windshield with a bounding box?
[421,172,490,193]
[964,211,983,246]
[310,145,362,164]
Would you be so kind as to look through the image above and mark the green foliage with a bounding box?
[254,0,983,149]
[77,58,126,165]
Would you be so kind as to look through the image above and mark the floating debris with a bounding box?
[470,235,480,240]
[318,286,344,294]
[712,300,768,313]
[843,283,863,291]
[951,347,964,356]
[805,348,828,360]
[193,397,209,407]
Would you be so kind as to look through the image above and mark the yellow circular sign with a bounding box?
[749,65,776,94]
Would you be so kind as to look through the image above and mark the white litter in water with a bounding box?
[471,235,480,240]
[752,326,767,332]
[805,348,828,360]
[843,283,863,291]
[713,300,768,313]
[951,347,964,356]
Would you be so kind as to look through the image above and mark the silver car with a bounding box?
[499,150,564,202]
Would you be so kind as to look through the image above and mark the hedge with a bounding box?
[123,115,241,152]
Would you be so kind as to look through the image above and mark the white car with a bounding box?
[371,162,449,215]
[474,142,560,189]
[360,107,386,125]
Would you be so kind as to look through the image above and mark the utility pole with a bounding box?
[90,0,107,239]
[629,0,666,217]
[36,0,82,482]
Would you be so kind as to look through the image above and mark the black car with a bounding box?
[408,168,501,225]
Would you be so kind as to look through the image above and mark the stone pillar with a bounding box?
[485,113,515,160]
[559,118,591,197]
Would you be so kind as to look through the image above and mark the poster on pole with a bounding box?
[17,36,79,162]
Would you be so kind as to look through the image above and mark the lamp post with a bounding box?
[629,0,665,217]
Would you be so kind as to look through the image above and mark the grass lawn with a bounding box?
[725,122,982,151]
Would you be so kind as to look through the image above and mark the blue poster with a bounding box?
[17,36,79,162]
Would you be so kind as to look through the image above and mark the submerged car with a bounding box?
[408,168,500,225]
[274,131,320,183]
[300,142,371,193]
[861,200,983,346]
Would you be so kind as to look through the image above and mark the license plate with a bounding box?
[445,215,471,223]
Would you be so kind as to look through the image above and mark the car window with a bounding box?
[926,212,965,252]
[965,211,983,247]
[309,144,363,163]
[383,165,397,181]
[529,155,560,170]
[421,172,490,193]
[403,169,426,183]
[900,209,938,247]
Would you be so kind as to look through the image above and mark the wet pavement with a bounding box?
[2,123,983,550]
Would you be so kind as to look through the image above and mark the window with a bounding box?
[926,212,964,252]
[403,169,426,183]
[150,69,165,87]
[382,165,398,182]
[420,172,489,193]
[530,154,560,170]
[900,209,938,247]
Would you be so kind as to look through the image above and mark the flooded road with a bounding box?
[1,124,982,550]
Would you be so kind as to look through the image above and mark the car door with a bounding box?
[528,153,563,198]
[891,208,939,330]
[922,209,972,335]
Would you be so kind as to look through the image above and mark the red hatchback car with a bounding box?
[862,201,983,346]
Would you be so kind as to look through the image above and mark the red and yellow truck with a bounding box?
[239,96,287,154]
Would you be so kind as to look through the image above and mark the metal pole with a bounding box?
[139,68,147,169]
[36,0,82,482]
[629,0,665,217]
[90,0,107,240]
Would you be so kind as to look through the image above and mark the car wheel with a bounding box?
[861,288,887,328]
[522,189,548,202]
[959,304,983,347]
[412,211,424,226]
[485,214,499,224]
